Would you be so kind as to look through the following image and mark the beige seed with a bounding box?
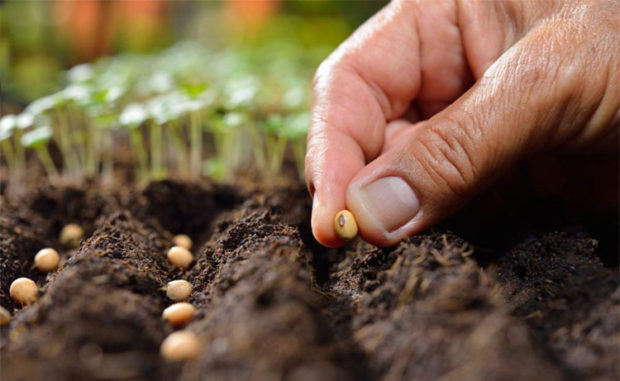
[334,210,358,241]
[172,234,192,250]
[0,306,11,326]
[160,330,200,361]
[59,223,84,248]
[34,248,60,272]
[162,302,196,326]
[9,277,38,305]
[167,246,193,269]
[166,280,193,301]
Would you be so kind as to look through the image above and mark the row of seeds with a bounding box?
[1,226,201,362]
[161,235,201,361]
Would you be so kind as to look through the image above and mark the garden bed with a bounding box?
[1,177,618,380]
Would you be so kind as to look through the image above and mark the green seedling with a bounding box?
[260,114,289,180]
[119,103,150,181]
[283,112,310,179]
[0,115,18,184]
[20,123,59,179]
[208,111,251,181]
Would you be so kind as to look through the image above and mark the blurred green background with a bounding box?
[0,0,387,107]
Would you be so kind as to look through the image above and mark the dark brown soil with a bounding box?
[1,179,618,380]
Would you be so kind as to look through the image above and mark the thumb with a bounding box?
[346,19,618,246]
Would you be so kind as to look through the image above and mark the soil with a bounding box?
[0,178,618,381]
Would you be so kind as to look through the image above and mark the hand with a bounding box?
[305,0,619,247]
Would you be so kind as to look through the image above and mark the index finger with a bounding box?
[305,0,421,246]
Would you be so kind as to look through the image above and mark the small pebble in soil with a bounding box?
[34,248,60,272]
[162,302,196,326]
[172,234,192,250]
[0,306,11,326]
[166,280,193,301]
[334,210,358,241]
[167,246,193,269]
[160,330,200,361]
[59,223,84,248]
[9,277,38,305]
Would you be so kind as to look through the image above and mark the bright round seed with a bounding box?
[162,302,196,326]
[59,223,84,248]
[167,246,193,269]
[166,280,193,301]
[0,306,11,326]
[160,330,200,361]
[34,248,60,272]
[9,277,38,305]
[172,234,192,250]
[334,210,358,241]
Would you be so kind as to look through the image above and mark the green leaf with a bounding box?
[283,112,310,140]
[119,103,149,128]
[20,125,52,148]
[0,114,16,141]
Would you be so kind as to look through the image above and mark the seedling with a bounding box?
[34,248,60,272]
[334,210,358,241]
[167,246,193,269]
[166,280,193,301]
[0,306,10,326]
[162,302,196,326]
[119,103,150,181]
[0,115,18,186]
[9,277,38,305]
[172,234,192,250]
[20,124,59,179]
[160,330,200,361]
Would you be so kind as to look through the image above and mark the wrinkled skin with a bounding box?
[305,0,619,247]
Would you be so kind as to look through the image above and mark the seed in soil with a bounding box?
[34,248,60,272]
[167,246,193,269]
[162,302,196,326]
[166,280,193,301]
[172,234,192,250]
[9,277,38,305]
[59,223,84,248]
[334,210,358,241]
[160,330,200,361]
[0,306,11,326]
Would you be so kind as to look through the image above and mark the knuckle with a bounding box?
[415,120,480,197]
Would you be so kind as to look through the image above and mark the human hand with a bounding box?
[305,0,618,247]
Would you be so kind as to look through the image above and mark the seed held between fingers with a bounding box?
[167,246,193,269]
[162,302,196,326]
[166,280,193,301]
[9,277,38,305]
[334,210,358,241]
[59,223,84,248]
[172,234,192,250]
[0,306,11,326]
[161,330,200,361]
[34,248,60,272]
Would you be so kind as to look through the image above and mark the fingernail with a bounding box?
[356,176,420,232]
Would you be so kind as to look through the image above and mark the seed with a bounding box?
[334,210,358,241]
[59,223,84,248]
[160,330,200,361]
[167,246,193,269]
[172,234,192,250]
[162,302,196,326]
[0,306,11,326]
[166,280,193,301]
[34,248,60,272]
[9,277,38,305]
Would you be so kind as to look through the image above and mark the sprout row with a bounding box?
[1,41,316,189]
